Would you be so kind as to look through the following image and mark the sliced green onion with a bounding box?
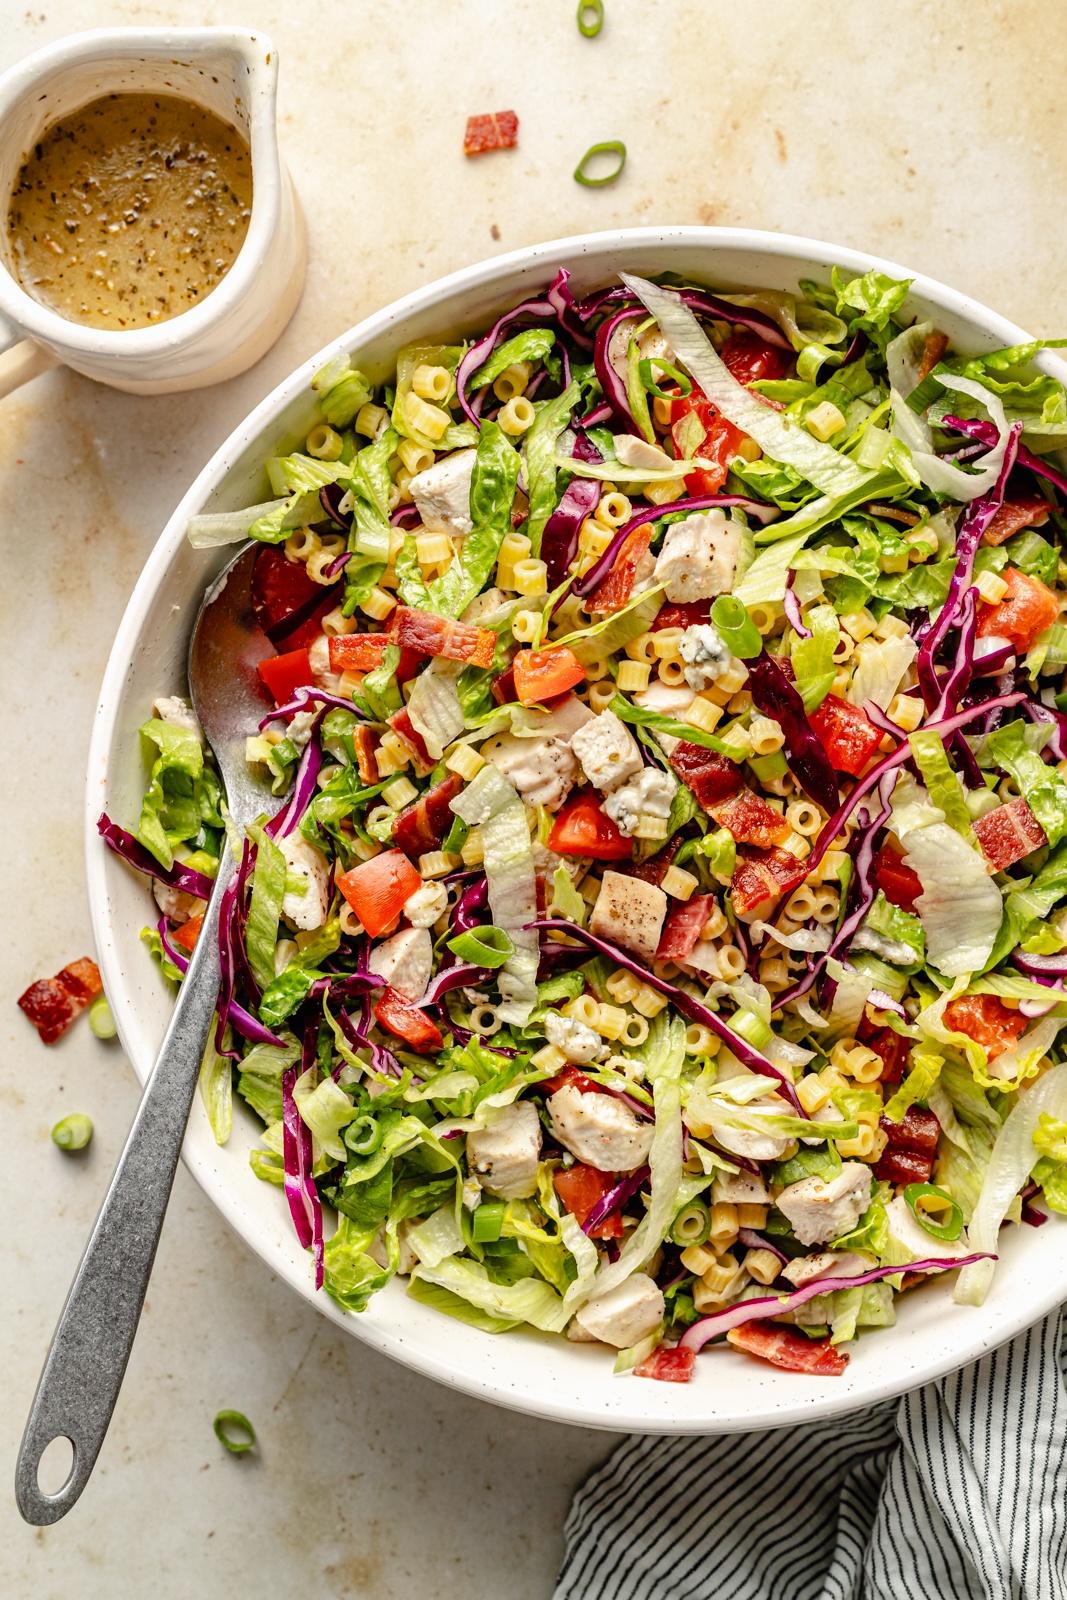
[747,750,789,784]
[51,1113,93,1151]
[577,0,604,35]
[88,995,116,1040]
[638,357,692,399]
[446,926,515,969]
[669,1199,711,1247]
[710,595,763,660]
[471,1200,506,1243]
[213,1410,256,1454]
[574,140,626,188]
[345,1114,384,1157]
[903,1182,963,1242]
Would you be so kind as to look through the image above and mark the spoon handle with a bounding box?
[15,849,231,1524]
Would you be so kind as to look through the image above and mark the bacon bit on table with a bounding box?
[18,957,103,1045]
[463,111,519,157]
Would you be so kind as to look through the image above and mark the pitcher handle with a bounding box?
[0,318,59,400]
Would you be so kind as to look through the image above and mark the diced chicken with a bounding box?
[780,1250,872,1288]
[481,732,576,810]
[279,832,331,931]
[152,879,205,923]
[653,510,742,604]
[545,1012,603,1065]
[461,1175,483,1211]
[606,318,674,388]
[712,1170,771,1205]
[603,764,678,837]
[465,1100,542,1199]
[572,1274,665,1349]
[368,926,432,1002]
[461,586,508,624]
[152,694,202,740]
[410,448,476,538]
[885,1195,970,1262]
[590,869,668,961]
[571,710,644,794]
[776,1163,873,1247]
[678,624,735,690]
[614,434,676,472]
[540,691,594,743]
[547,1083,654,1172]
[633,681,697,757]
[368,1220,418,1274]
[402,881,449,929]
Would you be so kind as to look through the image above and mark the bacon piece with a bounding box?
[392,774,463,859]
[726,1321,849,1376]
[656,895,714,962]
[390,606,496,669]
[18,957,103,1045]
[634,1346,696,1382]
[587,523,653,613]
[730,847,809,916]
[712,788,791,848]
[917,330,949,383]
[353,726,381,784]
[874,1104,941,1185]
[973,795,1046,871]
[619,838,682,886]
[980,497,1051,548]
[669,742,744,810]
[388,707,434,775]
[463,110,519,156]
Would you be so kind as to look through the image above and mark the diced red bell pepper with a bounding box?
[726,1321,849,1376]
[671,390,748,496]
[388,707,434,774]
[943,992,1029,1057]
[492,665,517,706]
[390,605,496,669]
[652,601,712,632]
[512,646,587,705]
[18,957,103,1045]
[656,895,714,962]
[856,1016,910,1085]
[634,1346,696,1382]
[917,329,949,382]
[981,497,1051,548]
[373,986,443,1053]
[874,842,923,913]
[328,633,420,684]
[720,331,792,386]
[392,774,463,859]
[337,849,422,937]
[251,545,339,649]
[173,912,204,953]
[542,1065,600,1096]
[553,1163,624,1240]
[257,646,314,707]
[353,726,381,784]
[973,795,1047,871]
[669,742,744,811]
[712,788,791,848]
[463,110,518,156]
[548,788,632,860]
[587,523,653,614]
[730,848,809,916]
[809,694,883,777]
[976,566,1060,653]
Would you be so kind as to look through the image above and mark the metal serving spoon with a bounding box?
[16,544,282,1524]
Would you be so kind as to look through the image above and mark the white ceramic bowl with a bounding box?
[86,226,1067,1434]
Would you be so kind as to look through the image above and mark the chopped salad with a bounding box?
[101,265,1067,1381]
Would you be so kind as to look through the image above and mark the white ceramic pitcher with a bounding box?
[0,27,306,399]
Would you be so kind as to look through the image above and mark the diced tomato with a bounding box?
[873,1146,936,1186]
[548,788,632,860]
[670,387,749,496]
[392,774,463,859]
[652,601,712,632]
[669,742,744,810]
[337,849,422,937]
[18,957,103,1045]
[251,545,338,649]
[541,1065,600,1096]
[656,895,714,962]
[373,986,443,1053]
[553,1163,624,1240]
[856,1016,910,1085]
[388,707,434,773]
[328,634,421,684]
[390,605,496,669]
[973,795,1047,871]
[492,665,517,706]
[713,788,791,848]
[874,842,923,913]
[720,330,792,386]
[730,847,809,916]
[512,646,586,705]
[587,523,653,613]
[981,497,1051,548]
[257,646,314,707]
[634,1346,696,1382]
[353,726,381,785]
[726,1321,849,1376]
[809,694,883,777]
[173,912,204,953]
[976,566,1060,653]
[463,110,518,156]
[944,992,1029,1057]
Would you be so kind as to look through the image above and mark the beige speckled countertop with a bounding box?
[4,2,1067,1594]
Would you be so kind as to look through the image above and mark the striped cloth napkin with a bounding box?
[554,1309,1067,1600]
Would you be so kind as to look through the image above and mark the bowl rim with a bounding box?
[85,224,1067,1433]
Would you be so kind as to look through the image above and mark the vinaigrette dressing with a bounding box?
[7,93,252,330]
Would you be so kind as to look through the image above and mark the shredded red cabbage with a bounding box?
[97,814,216,900]
[319,483,352,530]
[541,454,603,587]
[582,1164,650,1234]
[783,577,810,639]
[266,719,324,841]
[282,1022,324,1288]
[455,288,560,426]
[943,414,1067,498]
[593,306,646,432]
[258,686,368,730]
[390,503,421,528]
[737,1226,788,1262]
[746,652,840,817]
[452,874,489,933]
